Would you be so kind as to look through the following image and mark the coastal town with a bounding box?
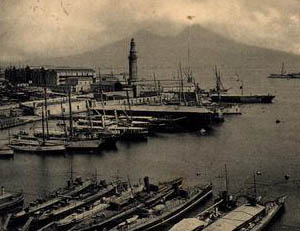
[4,1,300,229]
[0,36,287,231]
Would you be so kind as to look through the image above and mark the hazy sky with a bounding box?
[1,0,300,61]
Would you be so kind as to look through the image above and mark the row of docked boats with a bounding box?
[5,111,207,155]
[0,173,285,231]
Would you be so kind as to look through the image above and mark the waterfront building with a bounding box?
[5,66,96,93]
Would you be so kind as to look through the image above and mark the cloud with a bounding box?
[1,0,300,62]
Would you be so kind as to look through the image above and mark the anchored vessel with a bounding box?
[9,177,95,228]
[9,138,66,154]
[0,187,24,214]
[65,177,184,231]
[201,196,286,231]
[109,183,213,231]
[269,62,300,79]
[210,94,275,104]
[211,66,275,104]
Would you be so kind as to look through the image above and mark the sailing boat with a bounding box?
[9,74,66,154]
[64,87,115,152]
[210,67,275,104]
[269,62,300,78]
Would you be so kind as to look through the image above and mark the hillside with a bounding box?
[27,25,300,82]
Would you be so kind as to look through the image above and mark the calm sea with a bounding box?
[0,64,300,230]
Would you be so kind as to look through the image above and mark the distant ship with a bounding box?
[210,67,275,104]
[269,62,300,78]
[210,94,275,104]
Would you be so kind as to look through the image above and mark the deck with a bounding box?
[202,204,265,231]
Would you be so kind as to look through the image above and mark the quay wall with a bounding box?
[34,100,89,117]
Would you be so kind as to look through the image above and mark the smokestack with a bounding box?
[144,176,150,193]
[1,186,4,195]
[128,38,138,86]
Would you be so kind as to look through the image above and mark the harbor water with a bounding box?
[1,65,300,230]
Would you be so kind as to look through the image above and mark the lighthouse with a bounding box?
[128,38,138,85]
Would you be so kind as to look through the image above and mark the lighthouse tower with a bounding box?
[128,38,138,85]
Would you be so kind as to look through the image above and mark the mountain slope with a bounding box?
[27,25,300,80]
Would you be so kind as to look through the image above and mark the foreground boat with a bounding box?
[9,177,95,228]
[110,183,213,231]
[170,195,286,231]
[202,196,286,231]
[32,182,118,230]
[0,187,24,214]
[66,177,183,231]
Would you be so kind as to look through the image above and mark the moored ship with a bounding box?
[201,196,286,231]
[210,94,275,104]
[268,62,300,79]
[0,187,24,214]
[110,183,213,231]
[67,177,184,231]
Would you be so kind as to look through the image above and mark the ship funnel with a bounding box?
[144,176,150,193]
[1,186,4,195]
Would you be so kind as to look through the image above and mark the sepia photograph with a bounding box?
[0,0,299,230]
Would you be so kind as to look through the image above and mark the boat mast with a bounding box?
[43,68,49,138]
[86,101,93,134]
[41,107,46,143]
[70,162,74,184]
[253,171,257,199]
[281,62,285,75]
[61,100,67,137]
[44,87,49,138]
[68,86,73,139]
[215,66,221,103]
[179,63,187,106]
[126,89,132,121]
[98,68,106,118]
[153,72,157,93]
[8,129,10,144]
[225,164,229,193]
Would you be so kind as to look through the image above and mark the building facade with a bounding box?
[5,66,96,92]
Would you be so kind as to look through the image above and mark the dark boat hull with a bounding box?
[0,194,24,214]
[211,95,275,104]
[129,184,213,231]
[9,144,66,155]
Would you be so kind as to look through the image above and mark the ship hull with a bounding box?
[0,149,14,159]
[93,106,223,130]
[128,184,213,231]
[211,95,275,104]
[269,74,300,78]
[9,144,65,154]
[0,194,24,214]
[250,197,286,231]
[65,138,116,152]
